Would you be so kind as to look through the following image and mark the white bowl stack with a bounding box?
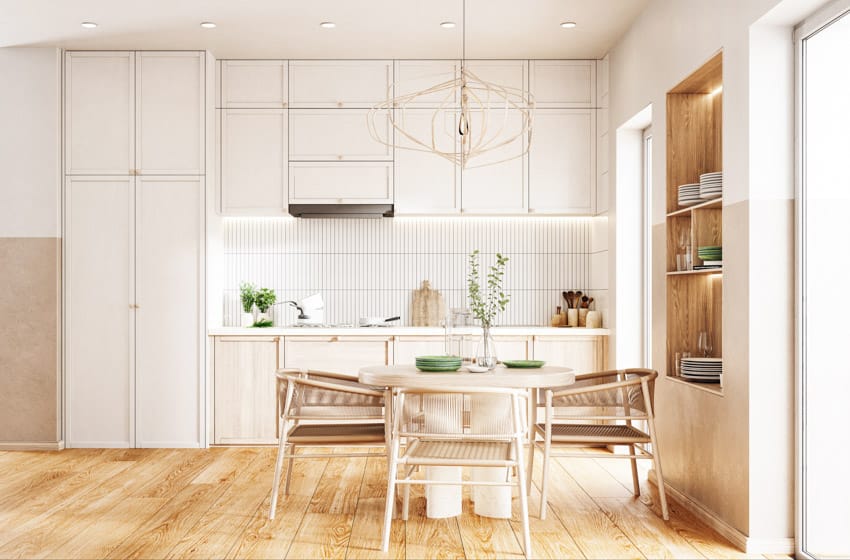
[678,183,701,207]
[699,171,723,199]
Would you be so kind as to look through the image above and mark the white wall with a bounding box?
[0,48,61,237]
[606,0,818,549]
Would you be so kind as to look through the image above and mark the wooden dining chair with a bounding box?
[529,368,669,521]
[381,386,532,557]
[269,368,389,520]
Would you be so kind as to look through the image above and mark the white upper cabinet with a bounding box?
[289,109,392,161]
[220,109,287,215]
[289,161,393,204]
[394,60,460,108]
[393,108,460,214]
[529,109,596,215]
[460,110,527,214]
[289,60,393,108]
[65,52,135,175]
[529,60,597,108]
[464,60,528,106]
[221,60,287,108]
[136,52,205,175]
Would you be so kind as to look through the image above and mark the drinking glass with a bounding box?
[697,332,713,357]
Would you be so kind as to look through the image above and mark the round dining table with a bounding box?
[359,364,575,519]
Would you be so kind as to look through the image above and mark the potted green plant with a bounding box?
[252,287,277,327]
[239,282,256,327]
[467,249,510,369]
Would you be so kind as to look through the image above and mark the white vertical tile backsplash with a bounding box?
[222,217,596,327]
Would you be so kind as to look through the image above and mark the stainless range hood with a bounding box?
[288,203,394,219]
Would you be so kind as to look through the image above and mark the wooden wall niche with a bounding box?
[665,51,724,392]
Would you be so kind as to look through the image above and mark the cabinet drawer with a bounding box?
[289,162,393,204]
[289,60,393,108]
[221,60,287,108]
[283,336,393,377]
[530,60,596,108]
[289,109,392,161]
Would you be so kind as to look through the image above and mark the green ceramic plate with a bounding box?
[502,360,546,369]
[416,365,462,372]
[415,355,462,362]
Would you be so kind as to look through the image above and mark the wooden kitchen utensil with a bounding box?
[411,280,445,327]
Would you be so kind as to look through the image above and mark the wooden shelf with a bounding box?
[665,375,723,396]
[666,269,723,276]
[666,197,722,217]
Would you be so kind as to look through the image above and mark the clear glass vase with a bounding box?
[475,326,498,370]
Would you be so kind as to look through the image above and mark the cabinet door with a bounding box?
[213,337,279,444]
[464,60,528,106]
[283,336,393,377]
[394,60,460,108]
[220,109,287,215]
[289,109,392,161]
[289,60,393,108]
[135,176,203,447]
[65,52,134,175]
[136,52,204,175]
[66,176,134,447]
[532,336,607,375]
[529,61,596,108]
[221,60,287,108]
[289,162,393,204]
[394,337,449,364]
[461,336,531,362]
[528,109,596,214]
[460,110,527,214]
[394,109,460,214]
[529,109,596,215]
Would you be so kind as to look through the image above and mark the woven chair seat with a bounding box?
[287,423,385,444]
[293,405,384,418]
[536,422,651,444]
[405,440,514,465]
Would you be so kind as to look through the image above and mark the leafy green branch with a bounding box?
[467,250,510,328]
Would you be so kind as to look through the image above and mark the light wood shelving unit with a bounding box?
[665,52,724,393]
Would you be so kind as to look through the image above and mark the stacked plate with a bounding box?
[697,245,722,268]
[681,357,722,383]
[415,355,462,372]
[699,171,723,199]
[678,183,702,207]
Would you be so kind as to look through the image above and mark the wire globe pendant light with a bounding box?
[367,0,535,169]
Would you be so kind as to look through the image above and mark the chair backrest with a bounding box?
[395,386,527,441]
[276,368,385,421]
[548,368,657,420]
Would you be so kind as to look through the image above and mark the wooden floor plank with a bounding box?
[0,447,762,560]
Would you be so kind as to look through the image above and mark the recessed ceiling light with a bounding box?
[81,22,98,29]
[319,21,336,29]
[560,21,577,29]
[440,21,456,29]
[200,22,217,29]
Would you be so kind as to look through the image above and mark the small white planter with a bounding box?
[241,312,254,327]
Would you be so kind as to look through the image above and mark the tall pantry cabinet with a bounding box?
[64,51,206,448]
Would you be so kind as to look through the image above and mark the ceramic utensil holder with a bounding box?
[567,308,579,327]
[586,310,602,328]
[241,312,254,327]
[578,308,588,327]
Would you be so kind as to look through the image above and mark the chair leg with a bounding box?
[381,444,400,552]
[539,433,552,520]
[526,431,535,494]
[515,437,532,558]
[628,444,641,497]
[646,423,669,520]
[284,444,296,496]
[269,421,288,520]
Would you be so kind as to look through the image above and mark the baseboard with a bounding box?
[0,440,65,451]
[648,470,795,555]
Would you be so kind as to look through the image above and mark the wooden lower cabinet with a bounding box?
[532,336,608,375]
[213,336,280,444]
[283,336,393,376]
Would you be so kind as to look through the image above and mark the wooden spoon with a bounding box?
[563,291,574,309]
[586,297,594,309]
[581,295,589,309]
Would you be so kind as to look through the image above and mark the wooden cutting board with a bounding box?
[411,280,445,327]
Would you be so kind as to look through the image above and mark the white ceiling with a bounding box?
[0,0,648,59]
